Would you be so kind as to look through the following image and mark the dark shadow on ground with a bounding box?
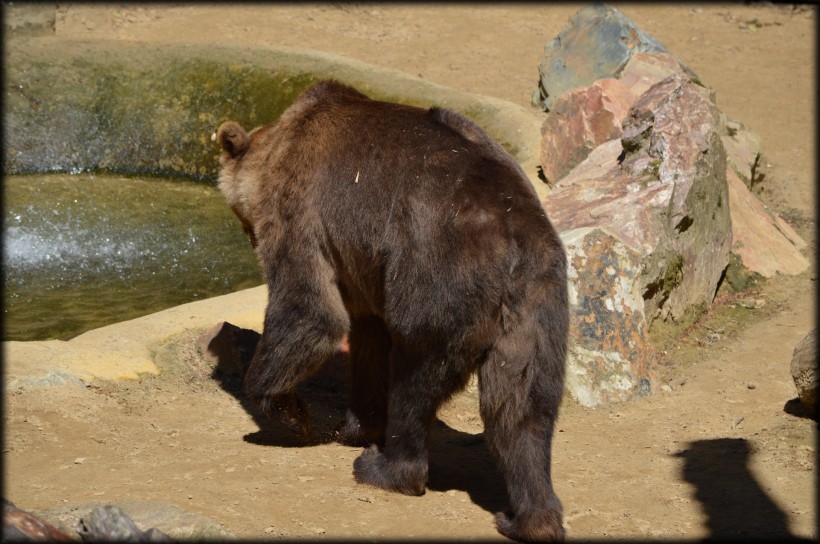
[783,397,816,421]
[674,438,811,542]
[201,321,351,448]
[426,422,509,514]
[200,321,510,516]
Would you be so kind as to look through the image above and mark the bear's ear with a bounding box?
[216,121,250,159]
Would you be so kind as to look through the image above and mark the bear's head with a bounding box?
[214,121,257,248]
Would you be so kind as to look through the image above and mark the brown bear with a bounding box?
[215,80,568,541]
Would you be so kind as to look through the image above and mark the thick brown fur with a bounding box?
[215,80,569,541]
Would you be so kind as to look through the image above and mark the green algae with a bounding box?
[5,40,531,183]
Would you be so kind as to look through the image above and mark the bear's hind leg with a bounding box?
[478,301,567,541]
[337,315,391,447]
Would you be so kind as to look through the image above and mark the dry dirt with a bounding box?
[4,4,816,541]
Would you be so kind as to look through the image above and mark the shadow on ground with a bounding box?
[202,323,509,516]
[675,438,811,542]
[783,397,816,421]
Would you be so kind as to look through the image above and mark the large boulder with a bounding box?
[531,3,694,110]
[534,4,808,407]
[543,73,731,404]
[538,50,688,187]
[621,74,732,323]
[546,73,732,323]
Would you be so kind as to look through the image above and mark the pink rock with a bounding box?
[618,51,686,98]
[726,168,809,277]
[542,73,734,405]
[620,74,731,324]
[774,215,808,250]
[543,139,671,255]
[546,73,732,327]
[539,78,636,183]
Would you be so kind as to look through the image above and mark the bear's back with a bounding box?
[277,83,561,323]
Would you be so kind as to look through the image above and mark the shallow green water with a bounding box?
[3,174,262,341]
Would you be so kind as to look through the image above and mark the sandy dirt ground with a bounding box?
[4,4,816,540]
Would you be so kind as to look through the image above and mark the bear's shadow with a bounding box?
[205,323,508,515]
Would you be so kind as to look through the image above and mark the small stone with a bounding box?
[311,527,326,534]
[669,377,687,390]
[265,526,275,534]
[732,417,745,429]
[747,383,757,390]
[74,457,86,464]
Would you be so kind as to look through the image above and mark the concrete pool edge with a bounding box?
[3,285,268,387]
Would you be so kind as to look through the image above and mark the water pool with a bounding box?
[3,173,262,341]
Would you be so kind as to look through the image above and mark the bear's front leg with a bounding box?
[353,444,427,496]
[258,390,312,439]
[243,246,350,441]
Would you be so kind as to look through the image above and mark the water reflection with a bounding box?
[3,173,261,341]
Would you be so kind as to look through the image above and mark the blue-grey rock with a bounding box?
[532,3,694,110]
[32,501,234,541]
[77,505,171,541]
[6,371,88,391]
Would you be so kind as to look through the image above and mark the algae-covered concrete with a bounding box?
[4,37,545,196]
